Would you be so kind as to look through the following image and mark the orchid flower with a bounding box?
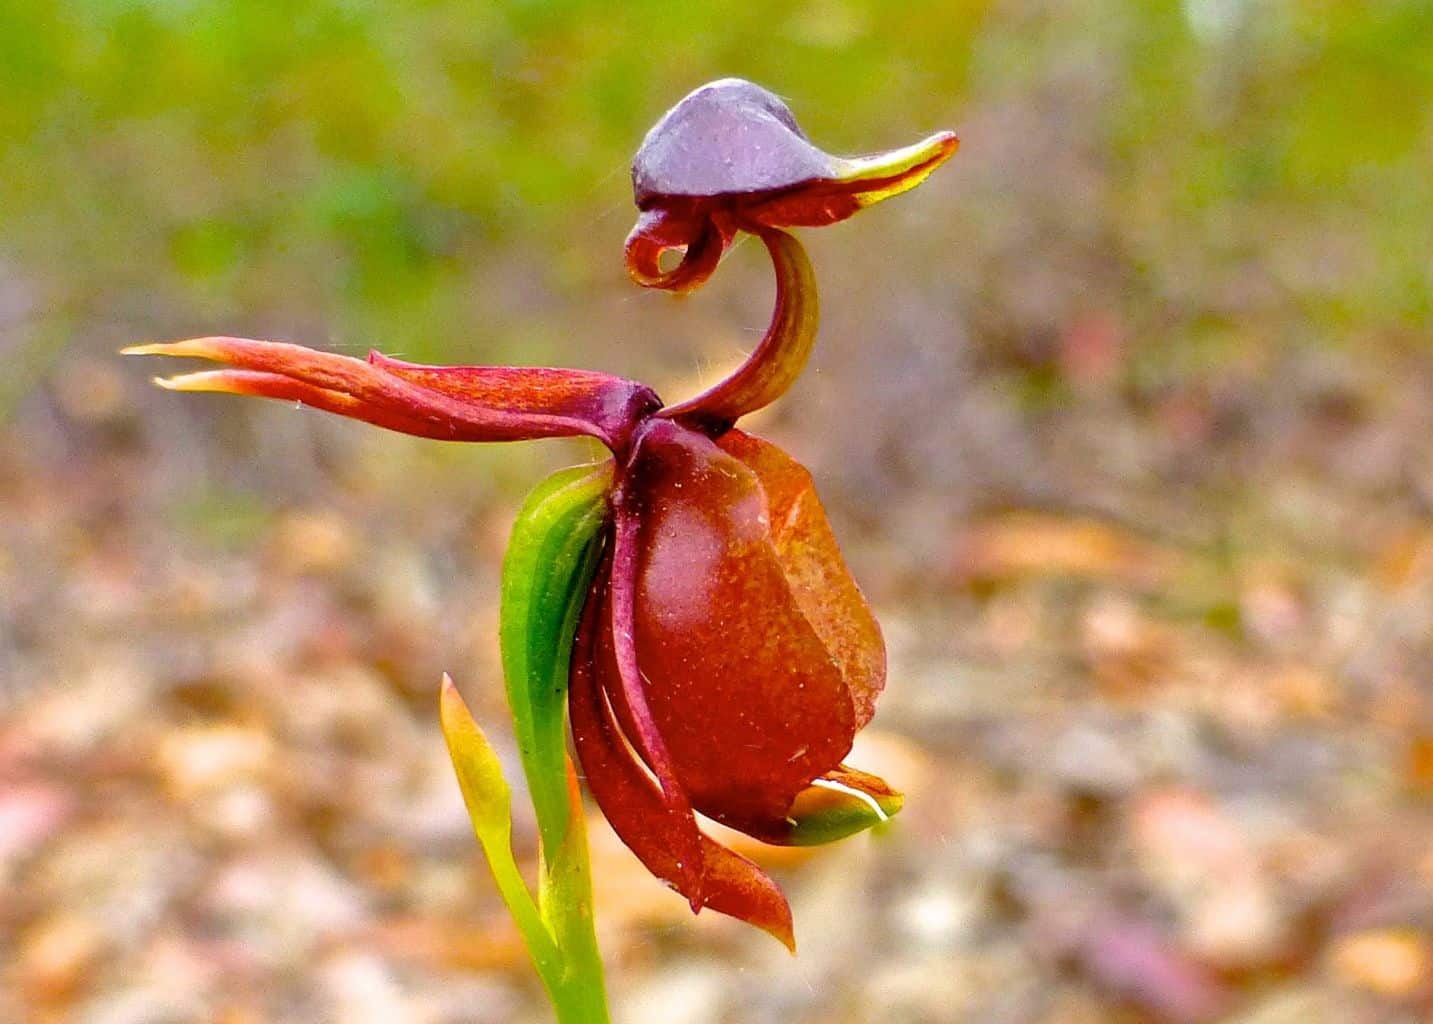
[130,77,955,1013]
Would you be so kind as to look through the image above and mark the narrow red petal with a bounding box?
[127,337,657,451]
[605,502,704,905]
[153,369,487,440]
[569,582,795,950]
[368,352,659,452]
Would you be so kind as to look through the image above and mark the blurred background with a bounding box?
[2,1,1431,1021]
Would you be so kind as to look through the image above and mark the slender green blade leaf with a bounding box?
[500,461,613,864]
[499,462,614,1019]
[438,674,562,986]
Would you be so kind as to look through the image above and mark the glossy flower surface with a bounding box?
[626,77,956,297]
[130,79,955,949]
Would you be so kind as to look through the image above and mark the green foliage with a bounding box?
[499,461,610,859]
[443,463,612,1022]
[0,0,987,364]
[0,1,1426,377]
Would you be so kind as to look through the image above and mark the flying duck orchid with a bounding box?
[130,77,956,1013]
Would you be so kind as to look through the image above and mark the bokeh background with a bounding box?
[3,1,1432,1021]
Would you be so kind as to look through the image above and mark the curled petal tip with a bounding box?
[121,337,234,360]
[624,207,731,293]
[784,766,902,847]
[832,130,959,209]
[150,370,238,393]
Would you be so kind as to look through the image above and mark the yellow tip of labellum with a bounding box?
[834,130,960,207]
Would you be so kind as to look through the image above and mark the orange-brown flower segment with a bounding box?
[716,428,887,731]
[128,77,957,951]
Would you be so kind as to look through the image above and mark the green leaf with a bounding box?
[438,674,562,986]
[500,460,613,858]
[498,462,614,1022]
[440,672,515,836]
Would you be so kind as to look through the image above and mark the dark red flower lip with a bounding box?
[625,77,957,295]
[631,77,958,210]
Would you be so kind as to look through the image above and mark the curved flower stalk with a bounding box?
[129,78,956,1014]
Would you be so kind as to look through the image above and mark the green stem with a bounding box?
[475,816,566,988]
[539,766,609,1021]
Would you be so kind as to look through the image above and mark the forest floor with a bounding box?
[2,326,1430,1024]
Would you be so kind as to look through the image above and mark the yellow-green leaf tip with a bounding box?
[440,673,514,837]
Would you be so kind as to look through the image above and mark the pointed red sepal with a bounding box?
[568,571,796,950]
[124,337,660,453]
